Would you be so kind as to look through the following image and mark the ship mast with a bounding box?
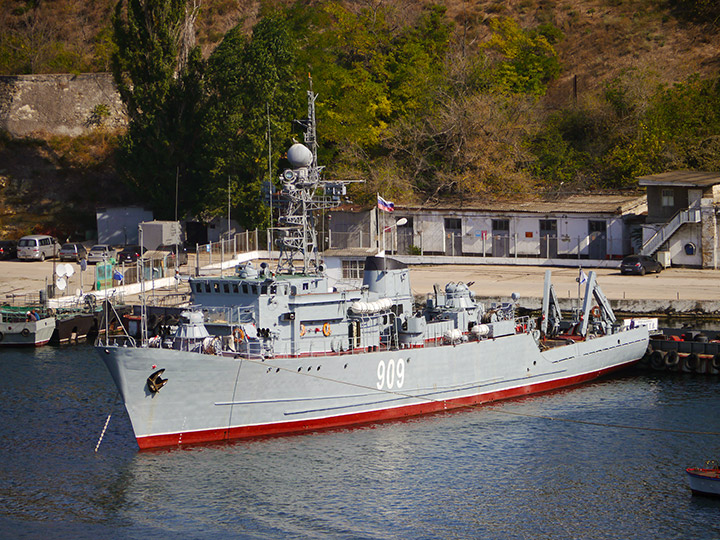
[275,79,349,275]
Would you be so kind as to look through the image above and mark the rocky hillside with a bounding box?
[0,0,718,239]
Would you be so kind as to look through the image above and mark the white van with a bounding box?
[17,235,61,261]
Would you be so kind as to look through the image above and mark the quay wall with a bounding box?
[469,296,720,316]
[0,73,125,137]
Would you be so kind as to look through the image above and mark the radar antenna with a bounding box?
[274,78,350,275]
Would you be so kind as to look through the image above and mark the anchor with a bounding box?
[147,368,168,393]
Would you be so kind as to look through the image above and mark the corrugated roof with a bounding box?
[637,171,720,187]
[396,194,646,215]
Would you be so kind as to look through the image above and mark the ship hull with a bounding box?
[97,326,649,449]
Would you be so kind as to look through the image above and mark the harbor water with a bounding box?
[1,344,719,539]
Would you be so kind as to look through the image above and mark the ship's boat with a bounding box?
[96,84,650,450]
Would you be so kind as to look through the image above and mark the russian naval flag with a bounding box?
[377,194,394,212]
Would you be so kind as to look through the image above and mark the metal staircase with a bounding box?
[640,201,701,256]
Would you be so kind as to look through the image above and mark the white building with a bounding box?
[327,194,646,264]
[638,171,720,268]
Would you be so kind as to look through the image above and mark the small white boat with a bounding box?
[0,307,56,347]
[686,462,720,497]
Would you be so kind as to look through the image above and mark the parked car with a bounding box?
[621,255,663,275]
[156,244,188,266]
[117,245,147,263]
[87,244,114,264]
[0,240,17,260]
[58,242,87,262]
[17,235,60,261]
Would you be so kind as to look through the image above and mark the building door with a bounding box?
[539,219,558,258]
[588,220,607,259]
[444,218,462,256]
[492,219,510,257]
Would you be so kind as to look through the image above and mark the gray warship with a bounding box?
[97,87,650,450]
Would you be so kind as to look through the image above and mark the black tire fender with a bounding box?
[649,350,665,369]
[665,350,680,369]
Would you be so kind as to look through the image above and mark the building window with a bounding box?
[492,219,510,231]
[342,259,364,279]
[661,189,674,207]
[444,218,461,230]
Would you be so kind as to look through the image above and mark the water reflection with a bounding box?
[2,345,720,539]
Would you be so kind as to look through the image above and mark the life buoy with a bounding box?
[234,327,245,342]
[299,324,306,337]
[590,306,601,319]
[323,323,331,336]
[21,328,30,338]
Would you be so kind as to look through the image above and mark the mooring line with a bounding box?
[95,392,119,453]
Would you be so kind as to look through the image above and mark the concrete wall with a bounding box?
[97,206,153,246]
[0,73,126,137]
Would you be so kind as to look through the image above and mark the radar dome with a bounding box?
[287,143,313,168]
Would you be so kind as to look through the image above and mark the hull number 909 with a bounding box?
[376,358,406,390]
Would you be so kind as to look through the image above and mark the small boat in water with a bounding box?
[0,306,56,347]
[686,462,720,497]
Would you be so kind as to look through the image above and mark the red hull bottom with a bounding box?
[137,362,634,450]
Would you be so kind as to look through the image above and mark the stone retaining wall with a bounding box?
[0,73,126,137]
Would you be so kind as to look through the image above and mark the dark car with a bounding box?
[58,242,87,262]
[620,255,663,275]
[156,244,188,266]
[117,245,147,263]
[0,240,17,260]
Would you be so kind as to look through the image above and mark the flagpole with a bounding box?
[376,193,380,254]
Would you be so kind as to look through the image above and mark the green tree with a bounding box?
[111,0,203,219]
[197,13,300,228]
[481,17,562,96]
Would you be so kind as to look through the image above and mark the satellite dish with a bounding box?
[56,277,67,291]
[57,265,67,277]
[65,264,75,277]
